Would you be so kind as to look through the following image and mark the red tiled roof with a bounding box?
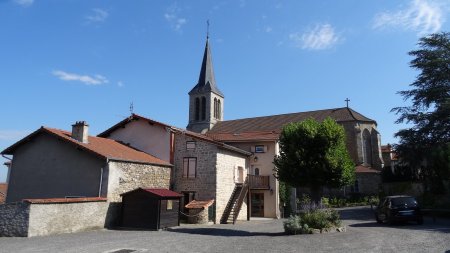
[143,188,183,198]
[206,131,280,142]
[99,113,251,156]
[0,183,7,203]
[185,199,215,209]
[355,165,380,173]
[1,127,172,167]
[208,107,375,135]
[23,197,107,204]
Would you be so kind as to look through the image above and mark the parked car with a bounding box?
[375,195,423,225]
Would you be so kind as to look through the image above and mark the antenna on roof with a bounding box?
[206,19,210,39]
[129,102,134,114]
[345,98,350,108]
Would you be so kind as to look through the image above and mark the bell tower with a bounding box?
[187,36,224,133]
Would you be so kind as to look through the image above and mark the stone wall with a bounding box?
[187,208,208,224]
[106,161,171,202]
[216,149,247,223]
[356,173,381,195]
[173,134,218,202]
[27,201,108,237]
[0,202,29,237]
[0,199,108,237]
[173,133,248,223]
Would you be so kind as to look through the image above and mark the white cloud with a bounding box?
[289,24,340,50]
[85,8,109,23]
[14,0,34,7]
[265,26,273,33]
[52,70,109,85]
[0,130,30,141]
[373,0,445,35]
[164,4,187,32]
[117,81,124,87]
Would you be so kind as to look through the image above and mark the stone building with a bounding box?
[0,121,172,231]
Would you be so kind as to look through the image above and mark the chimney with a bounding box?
[72,121,89,143]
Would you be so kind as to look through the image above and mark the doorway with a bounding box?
[251,193,264,217]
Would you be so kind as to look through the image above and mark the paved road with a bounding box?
[1,206,449,253]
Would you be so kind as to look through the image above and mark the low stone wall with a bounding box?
[187,208,208,224]
[0,202,30,237]
[0,198,108,237]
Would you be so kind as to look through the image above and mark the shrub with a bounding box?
[283,215,311,235]
[283,209,342,234]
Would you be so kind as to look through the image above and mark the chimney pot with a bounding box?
[72,121,89,143]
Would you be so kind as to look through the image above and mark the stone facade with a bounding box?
[0,202,29,237]
[341,122,383,170]
[173,133,248,224]
[355,173,381,195]
[106,161,171,202]
[187,208,209,224]
[0,199,108,237]
[216,149,248,222]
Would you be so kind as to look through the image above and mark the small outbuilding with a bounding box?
[120,188,182,230]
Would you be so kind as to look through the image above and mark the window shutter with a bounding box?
[188,158,196,178]
[183,158,188,177]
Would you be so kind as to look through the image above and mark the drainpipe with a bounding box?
[98,167,104,197]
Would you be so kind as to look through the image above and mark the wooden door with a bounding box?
[251,193,264,217]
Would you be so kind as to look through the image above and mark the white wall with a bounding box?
[107,120,171,162]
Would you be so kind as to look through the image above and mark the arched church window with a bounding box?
[254,168,260,176]
[214,98,217,119]
[201,97,206,120]
[363,129,372,166]
[218,99,221,119]
[195,97,200,121]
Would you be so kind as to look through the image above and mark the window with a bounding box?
[255,145,265,153]
[217,99,221,119]
[167,200,173,210]
[195,98,200,121]
[214,98,217,119]
[254,168,260,176]
[186,141,196,150]
[183,158,197,178]
[201,97,206,120]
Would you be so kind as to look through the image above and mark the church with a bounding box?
[1,36,383,229]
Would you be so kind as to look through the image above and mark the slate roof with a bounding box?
[207,107,376,141]
[189,38,224,97]
[99,113,251,157]
[1,127,172,167]
[0,183,7,203]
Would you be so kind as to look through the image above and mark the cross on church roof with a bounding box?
[345,98,350,108]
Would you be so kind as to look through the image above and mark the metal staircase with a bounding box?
[220,178,249,224]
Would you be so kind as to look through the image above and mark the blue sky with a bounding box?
[1,0,449,182]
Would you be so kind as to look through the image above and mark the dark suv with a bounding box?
[375,195,423,225]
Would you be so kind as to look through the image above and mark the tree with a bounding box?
[273,117,355,204]
[392,32,450,184]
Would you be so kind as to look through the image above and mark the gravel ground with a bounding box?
[0,206,449,253]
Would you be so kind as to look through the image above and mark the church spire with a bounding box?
[189,36,224,97]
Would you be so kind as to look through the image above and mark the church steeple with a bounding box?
[188,38,224,97]
[187,36,224,133]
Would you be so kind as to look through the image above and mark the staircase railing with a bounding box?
[231,177,249,224]
[220,184,241,224]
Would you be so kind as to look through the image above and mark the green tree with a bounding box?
[392,32,450,184]
[273,117,355,204]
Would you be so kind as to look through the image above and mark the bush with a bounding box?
[283,209,342,234]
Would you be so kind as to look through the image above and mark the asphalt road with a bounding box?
[1,206,449,253]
